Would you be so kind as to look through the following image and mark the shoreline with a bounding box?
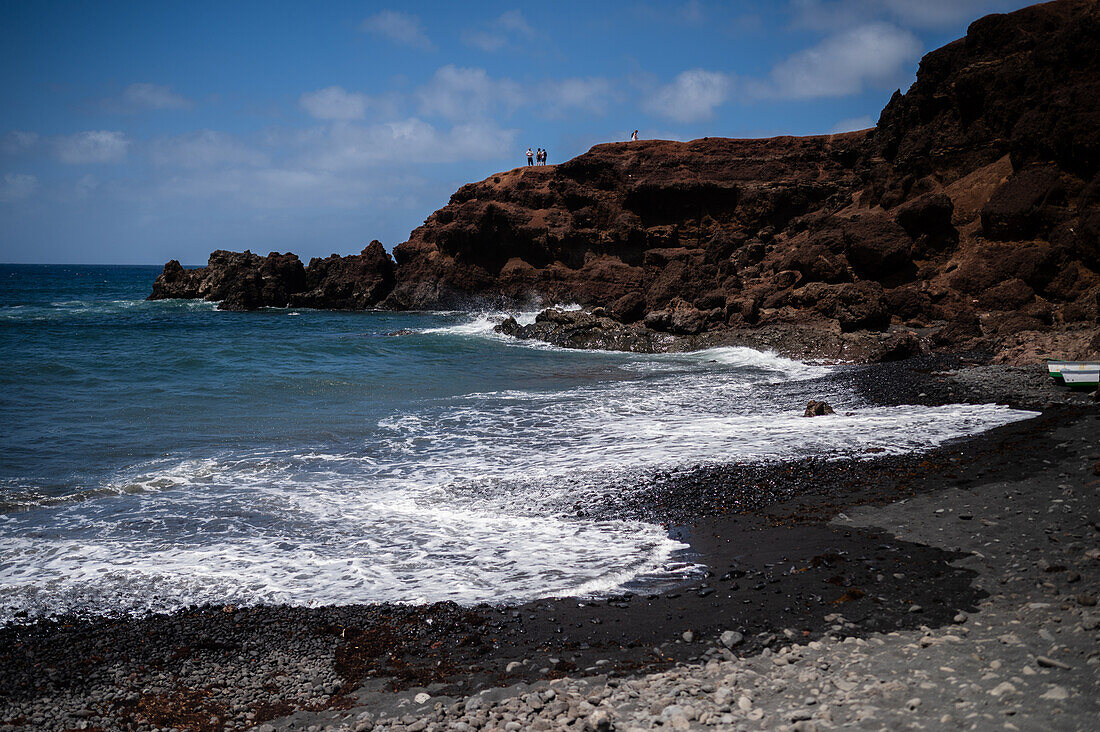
[1,360,1097,731]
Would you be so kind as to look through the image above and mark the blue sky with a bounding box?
[0,0,1034,265]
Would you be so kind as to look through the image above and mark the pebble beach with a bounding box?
[3,360,1097,731]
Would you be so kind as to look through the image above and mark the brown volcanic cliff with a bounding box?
[150,0,1100,362]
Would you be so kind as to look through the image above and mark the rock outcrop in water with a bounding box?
[150,0,1100,363]
[149,242,394,312]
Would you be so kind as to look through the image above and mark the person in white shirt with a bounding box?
[526,148,534,166]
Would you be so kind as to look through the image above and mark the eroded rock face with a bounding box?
[292,241,395,310]
[149,250,307,311]
[386,133,868,312]
[150,0,1100,363]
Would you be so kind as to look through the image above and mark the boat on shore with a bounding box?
[1048,361,1100,388]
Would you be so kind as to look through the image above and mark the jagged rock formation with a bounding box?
[150,0,1100,362]
[149,242,393,312]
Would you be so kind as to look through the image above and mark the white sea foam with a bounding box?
[419,304,583,338]
[0,329,1038,622]
[0,298,216,323]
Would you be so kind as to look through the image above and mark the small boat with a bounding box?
[1047,361,1100,381]
[1062,369,1099,388]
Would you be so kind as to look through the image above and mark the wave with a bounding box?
[0,298,216,323]
[418,305,583,337]
[0,298,1039,622]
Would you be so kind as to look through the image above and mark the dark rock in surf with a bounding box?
[495,309,662,352]
[804,401,836,417]
[148,249,306,311]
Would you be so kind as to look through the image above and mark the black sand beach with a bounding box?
[2,359,1097,731]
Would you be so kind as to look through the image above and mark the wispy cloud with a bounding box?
[678,0,706,24]
[54,131,130,164]
[2,131,40,154]
[415,65,613,122]
[643,69,734,122]
[633,1,711,25]
[297,119,518,171]
[145,118,516,211]
[462,10,538,52]
[788,0,1030,31]
[417,65,522,121]
[103,83,193,113]
[0,173,39,203]
[755,22,921,99]
[829,115,874,133]
[361,10,433,50]
[299,86,369,120]
[540,77,614,116]
[149,130,268,169]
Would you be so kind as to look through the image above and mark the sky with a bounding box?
[0,0,1037,265]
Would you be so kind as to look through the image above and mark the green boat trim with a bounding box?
[1046,361,1100,380]
[1062,370,1099,388]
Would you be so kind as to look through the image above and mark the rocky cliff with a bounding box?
[150,0,1100,363]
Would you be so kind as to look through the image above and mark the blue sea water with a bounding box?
[0,264,1035,621]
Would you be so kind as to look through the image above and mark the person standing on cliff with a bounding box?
[540,148,548,165]
[526,147,533,166]
[631,130,638,141]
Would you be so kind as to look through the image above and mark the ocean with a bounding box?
[0,264,1035,622]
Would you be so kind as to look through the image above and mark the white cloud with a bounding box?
[148,118,515,210]
[789,0,1029,31]
[414,66,612,122]
[496,9,536,35]
[75,174,99,200]
[102,83,192,113]
[2,131,40,154]
[361,10,433,50]
[760,23,921,99]
[54,131,130,164]
[643,69,733,122]
[462,10,537,52]
[462,30,507,53]
[154,167,380,209]
[150,130,268,169]
[829,115,874,133]
[299,86,369,120]
[300,118,517,171]
[417,65,522,121]
[541,78,614,116]
[0,173,38,202]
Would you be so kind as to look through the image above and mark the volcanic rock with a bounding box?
[804,401,836,417]
[149,0,1100,364]
[291,241,395,310]
[149,250,306,311]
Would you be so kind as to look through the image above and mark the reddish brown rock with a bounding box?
[385,134,868,310]
[804,401,836,417]
[291,241,395,310]
[149,250,306,311]
[148,1,1100,364]
[981,164,1069,241]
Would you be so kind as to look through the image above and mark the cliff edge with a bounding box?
[150,0,1100,364]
